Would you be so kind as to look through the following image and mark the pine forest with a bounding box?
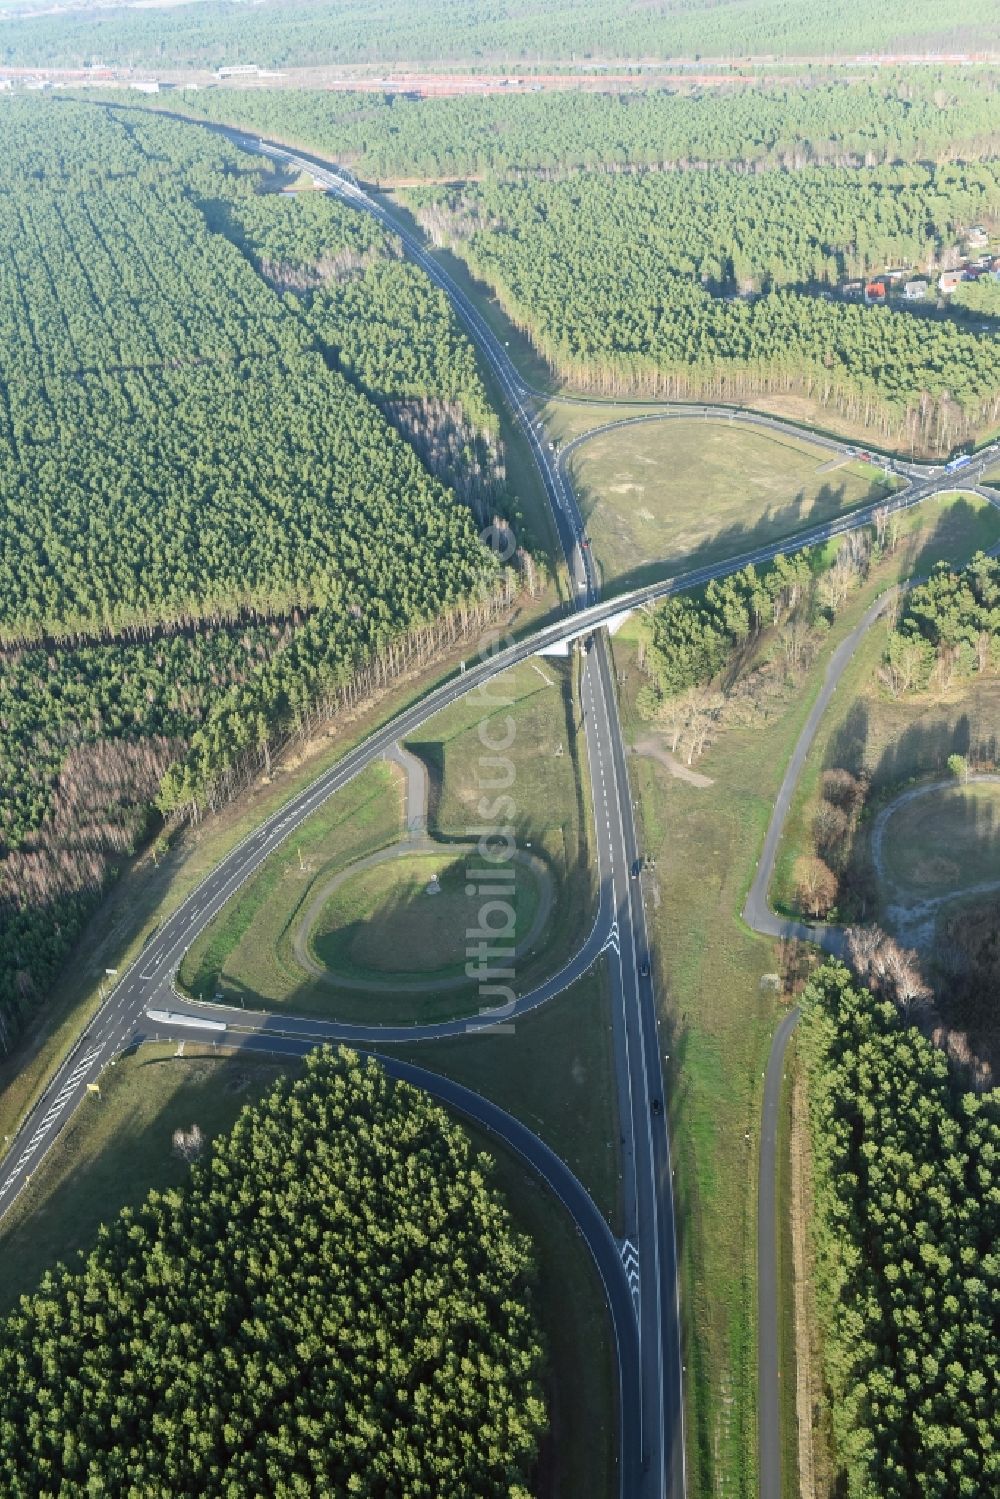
[0,1049,547,1497]
[0,99,514,1058]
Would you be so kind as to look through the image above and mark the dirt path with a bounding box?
[290,742,555,992]
[632,735,714,787]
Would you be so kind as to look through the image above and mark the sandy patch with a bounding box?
[633,736,714,788]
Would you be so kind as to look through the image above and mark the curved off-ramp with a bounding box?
[7,113,1000,1499]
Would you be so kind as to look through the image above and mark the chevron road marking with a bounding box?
[621,1237,641,1308]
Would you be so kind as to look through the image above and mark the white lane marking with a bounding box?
[621,1238,640,1306]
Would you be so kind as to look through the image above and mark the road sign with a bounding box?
[86,1083,101,1098]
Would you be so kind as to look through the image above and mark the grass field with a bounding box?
[0,1040,613,1499]
[610,491,1000,1499]
[558,413,895,592]
[0,1045,298,1315]
[309,849,545,981]
[878,782,1000,897]
[388,963,622,1233]
[179,761,402,1002]
[178,657,593,1025]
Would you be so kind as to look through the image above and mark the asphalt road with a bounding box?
[0,129,682,1499]
[3,119,1000,1499]
[757,1004,801,1499]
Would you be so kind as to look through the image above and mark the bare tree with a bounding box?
[679,688,724,765]
[813,801,849,859]
[847,925,933,1017]
[880,941,933,1018]
[976,630,993,676]
[658,693,690,754]
[872,505,889,551]
[172,1124,205,1163]
[779,617,811,672]
[846,923,887,985]
[794,856,838,918]
[822,768,865,812]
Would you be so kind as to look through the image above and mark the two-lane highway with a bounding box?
[4,114,1000,1497]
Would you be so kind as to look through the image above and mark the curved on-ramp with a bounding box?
[6,111,1000,1499]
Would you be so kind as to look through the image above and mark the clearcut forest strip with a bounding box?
[2,0,998,68]
[0,99,519,1065]
[412,165,1000,450]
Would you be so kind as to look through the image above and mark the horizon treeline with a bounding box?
[0,0,997,69]
[172,72,1000,183]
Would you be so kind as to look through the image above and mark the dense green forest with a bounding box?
[212,191,504,502]
[882,551,1000,692]
[0,0,996,68]
[175,72,1000,183]
[637,553,816,700]
[0,1048,547,1495]
[799,962,1000,1497]
[416,165,1000,448]
[0,116,494,645]
[0,99,516,1059]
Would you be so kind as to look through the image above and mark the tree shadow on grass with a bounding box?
[572,473,893,598]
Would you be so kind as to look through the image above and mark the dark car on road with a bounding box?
[639,957,650,978]
[651,1097,662,1115]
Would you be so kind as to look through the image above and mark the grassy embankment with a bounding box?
[608,492,1000,1499]
[548,409,897,594]
[0,1041,613,1499]
[309,850,546,981]
[180,657,593,1024]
